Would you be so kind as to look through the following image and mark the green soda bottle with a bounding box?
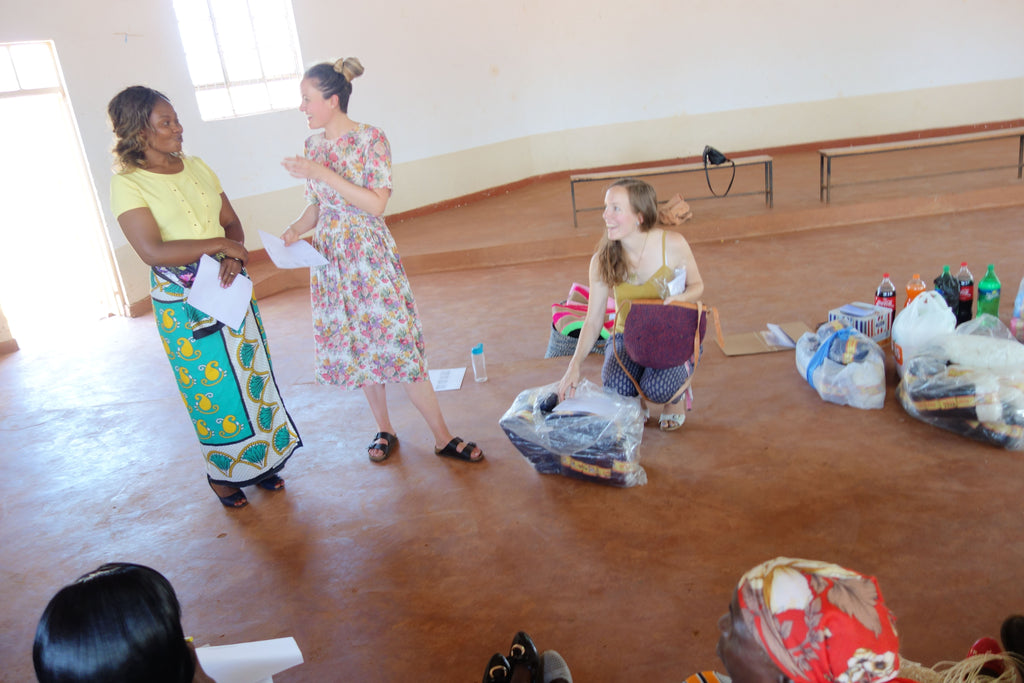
[977,264,1001,318]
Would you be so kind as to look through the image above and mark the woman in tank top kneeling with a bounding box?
[557,177,704,431]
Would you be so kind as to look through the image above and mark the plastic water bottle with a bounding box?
[875,273,896,328]
[905,273,927,308]
[933,265,959,312]
[977,264,1001,318]
[956,262,974,325]
[471,343,487,382]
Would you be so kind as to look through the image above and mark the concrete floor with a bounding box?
[3,142,1024,682]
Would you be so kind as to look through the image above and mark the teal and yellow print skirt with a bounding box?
[151,269,301,486]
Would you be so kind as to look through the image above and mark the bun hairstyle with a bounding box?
[33,563,195,683]
[304,57,364,112]
[107,85,173,171]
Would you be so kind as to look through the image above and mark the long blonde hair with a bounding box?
[595,178,659,286]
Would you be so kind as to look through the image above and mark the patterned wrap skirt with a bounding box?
[150,265,301,486]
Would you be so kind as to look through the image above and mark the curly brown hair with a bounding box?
[595,178,659,287]
[107,85,171,171]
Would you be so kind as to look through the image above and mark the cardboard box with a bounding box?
[717,321,813,356]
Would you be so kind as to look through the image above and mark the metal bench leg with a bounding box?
[826,157,833,204]
[819,154,825,202]
[1018,134,1023,180]
[570,181,579,228]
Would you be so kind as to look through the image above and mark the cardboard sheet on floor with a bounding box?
[717,322,813,356]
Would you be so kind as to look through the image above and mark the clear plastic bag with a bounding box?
[498,379,647,487]
[795,320,886,410]
[898,328,1024,450]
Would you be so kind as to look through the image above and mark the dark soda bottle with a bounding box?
[933,265,959,312]
[956,261,974,325]
[875,273,896,329]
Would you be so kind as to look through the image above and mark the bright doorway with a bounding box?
[0,41,120,347]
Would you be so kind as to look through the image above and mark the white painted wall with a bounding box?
[3,0,1023,260]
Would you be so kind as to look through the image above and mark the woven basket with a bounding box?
[544,325,607,358]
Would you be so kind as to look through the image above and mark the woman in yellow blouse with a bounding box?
[108,86,301,508]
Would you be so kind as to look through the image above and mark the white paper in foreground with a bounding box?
[186,255,254,329]
[259,230,328,269]
[429,367,466,391]
[195,636,303,683]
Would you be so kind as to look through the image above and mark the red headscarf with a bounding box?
[737,558,901,683]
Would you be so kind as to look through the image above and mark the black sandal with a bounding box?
[256,474,285,491]
[368,431,397,462]
[434,437,484,462]
[207,475,248,509]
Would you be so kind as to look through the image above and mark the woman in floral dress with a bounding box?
[282,58,483,464]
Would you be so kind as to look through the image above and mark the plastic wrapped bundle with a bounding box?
[795,320,886,410]
[898,327,1024,450]
[498,379,646,487]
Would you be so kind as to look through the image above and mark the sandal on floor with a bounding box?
[207,476,248,509]
[659,413,686,431]
[434,437,484,462]
[256,474,285,491]
[368,431,397,462]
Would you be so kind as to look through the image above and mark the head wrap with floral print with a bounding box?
[737,558,901,683]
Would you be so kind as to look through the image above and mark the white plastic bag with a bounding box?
[795,321,886,410]
[891,290,956,377]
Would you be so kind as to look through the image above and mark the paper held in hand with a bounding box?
[186,254,254,329]
[259,230,328,269]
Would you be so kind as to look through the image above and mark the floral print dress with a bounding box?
[304,123,428,389]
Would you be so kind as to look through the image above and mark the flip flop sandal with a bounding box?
[434,437,484,462]
[256,474,285,491]
[368,432,397,462]
[659,413,686,431]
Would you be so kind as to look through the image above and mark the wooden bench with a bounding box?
[569,155,774,227]
[819,127,1024,204]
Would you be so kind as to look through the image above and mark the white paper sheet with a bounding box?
[195,636,303,683]
[259,230,328,269]
[186,255,253,329]
[429,367,466,391]
[765,323,796,348]
[666,267,687,296]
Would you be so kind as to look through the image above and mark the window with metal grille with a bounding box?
[172,0,303,120]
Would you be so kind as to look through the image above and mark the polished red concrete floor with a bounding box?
[3,145,1024,682]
